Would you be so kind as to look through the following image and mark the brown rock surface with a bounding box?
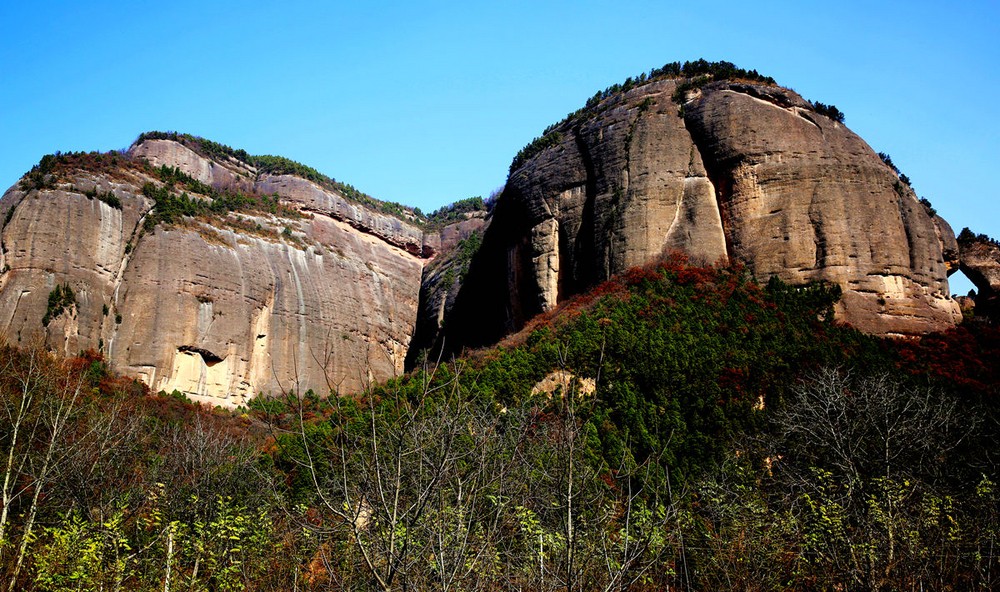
[254,174,427,256]
[113,214,421,406]
[0,88,971,401]
[448,78,959,348]
[131,139,256,191]
[684,81,958,335]
[406,217,487,367]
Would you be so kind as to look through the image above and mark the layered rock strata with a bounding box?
[0,74,973,402]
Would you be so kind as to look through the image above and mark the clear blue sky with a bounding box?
[1,0,996,294]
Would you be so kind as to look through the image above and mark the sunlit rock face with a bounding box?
[0,140,432,406]
[447,78,959,349]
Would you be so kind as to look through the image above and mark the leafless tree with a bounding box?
[0,346,85,589]
[770,367,974,590]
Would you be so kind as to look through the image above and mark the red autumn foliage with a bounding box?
[892,322,1000,395]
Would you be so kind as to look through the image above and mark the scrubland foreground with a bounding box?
[1,259,999,591]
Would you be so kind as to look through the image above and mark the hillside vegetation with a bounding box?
[1,256,997,590]
[135,132,489,226]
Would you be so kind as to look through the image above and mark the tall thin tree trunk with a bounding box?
[164,526,174,592]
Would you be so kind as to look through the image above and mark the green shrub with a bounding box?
[20,153,57,190]
[878,152,900,174]
[98,191,122,210]
[422,196,487,228]
[957,227,1000,248]
[42,283,75,326]
[509,132,563,175]
[810,101,845,123]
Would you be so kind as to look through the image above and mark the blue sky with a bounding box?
[1,1,996,294]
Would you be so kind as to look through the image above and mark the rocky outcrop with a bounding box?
[0,182,145,356]
[683,81,958,335]
[957,231,1000,319]
[254,174,428,256]
[0,141,455,406]
[134,138,431,257]
[112,215,422,406]
[447,77,960,348]
[0,81,972,402]
[132,139,257,191]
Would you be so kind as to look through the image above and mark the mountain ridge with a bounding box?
[1,62,996,404]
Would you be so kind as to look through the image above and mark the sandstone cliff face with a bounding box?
[448,78,960,347]
[683,82,958,335]
[133,138,431,256]
[0,84,971,402]
[0,174,148,357]
[0,141,441,406]
[113,214,421,406]
[131,139,257,191]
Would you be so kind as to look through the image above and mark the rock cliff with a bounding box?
[0,140,475,406]
[446,76,960,349]
[0,67,977,399]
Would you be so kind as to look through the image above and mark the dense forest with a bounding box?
[1,256,998,591]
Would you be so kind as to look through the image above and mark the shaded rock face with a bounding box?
[448,78,959,348]
[0,140,444,406]
[406,216,487,368]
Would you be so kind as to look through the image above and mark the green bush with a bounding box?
[810,101,845,123]
[98,191,122,210]
[42,283,75,326]
[422,196,487,227]
[509,132,563,174]
[20,153,57,191]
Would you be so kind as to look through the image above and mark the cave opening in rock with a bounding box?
[177,345,224,366]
